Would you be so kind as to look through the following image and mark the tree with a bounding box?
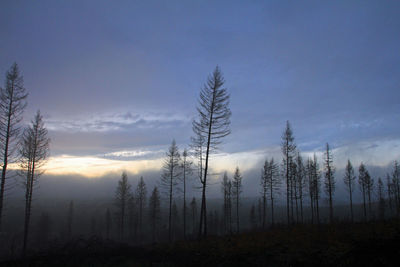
[377,177,385,221]
[192,66,231,237]
[281,121,296,224]
[343,160,356,222]
[190,197,198,235]
[295,153,306,223]
[221,171,230,233]
[358,163,368,221]
[307,154,320,224]
[160,139,181,242]
[324,143,335,223]
[365,171,374,219]
[180,148,192,239]
[391,161,400,215]
[19,110,50,256]
[0,63,28,230]
[232,167,242,233]
[148,186,161,243]
[66,200,74,239]
[114,171,132,240]
[135,176,147,243]
[261,158,279,227]
[171,200,180,241]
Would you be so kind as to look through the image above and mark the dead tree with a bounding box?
[232,167,242,233]
[377,177,385,221]
[160,139,181,242]
[148,186,161,243]
[114,171,132,240]
[324,143,335,223]
[343,160,356,222]
[19,110,50,256]
[281,121,296,224]
[0,63,28,230]
[135,176,147,243]
[180,148,192,239]
[192,66,231,237]
[295,153,306,223]
[358,163,368,221]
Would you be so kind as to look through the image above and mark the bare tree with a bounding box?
[365,171,374,219]
[295,153,306,223]
[148,186,160,243]
[0,63,28,230]
[281,121,296,224]
[324,143,335,223]
[307,154,320,224]
[192,66,231,237]
[135,176,147,243]
[377,177,385,221]
[391,161,400,215]
[190,197,198,235]
[221,172,230,233]
[66,200,74,239]
[180,149,192,239]
[261,158,280,227]
[160,139,181,242]
[114,171,132,240]
[358,163,368,221]
[232,167,242,233]
[19,110,50,256]
[343,160,356,222]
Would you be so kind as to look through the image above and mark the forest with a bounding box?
[0,63,399,266]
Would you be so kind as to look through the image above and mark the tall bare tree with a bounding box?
[192,66,231,237]
[180,148,192,239]
[221,171,230,233]
[324,143,335,223]
[295,153,306,223]
[343,160,356,222]
[281,121,296,224]
[160,139,181,242]
[307,154,320,224]
[135,176,147,243]
[261,158,280,227]
[19,111,50,256]
[232,167,242,233]
[148,186,160,243]
[114,171,132,240]
[0,63,28,230]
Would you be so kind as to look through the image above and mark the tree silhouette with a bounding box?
[180,148,192,239]
[114,171,132,240]
[324,143,335,223]
[190,197,198,236]
[377,177,385,221]
[307,154,320,224]
[148,186,160,243]
[160,139,181,242]
[221,171,231,233]
[0,63,28,230]
[358,163,368,221]
[19,110,50,256]
[295,153,306,223]
[343,160,356,222]
[135,176,147,243]
[232,167,242,233]
[261,158,279,227]
[281,121,296,224]
[192,66,231,237]
[391,161,400,215]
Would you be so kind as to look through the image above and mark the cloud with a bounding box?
[45,111,191,133]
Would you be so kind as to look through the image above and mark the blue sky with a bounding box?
[1,0,399,179]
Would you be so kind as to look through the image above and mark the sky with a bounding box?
[1,0,400,191]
